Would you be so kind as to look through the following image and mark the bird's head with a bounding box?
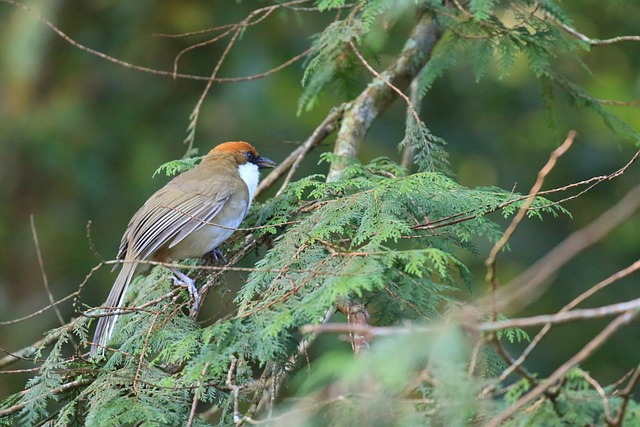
[208,141,276,170]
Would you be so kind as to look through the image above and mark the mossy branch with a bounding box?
[327,8,444,181]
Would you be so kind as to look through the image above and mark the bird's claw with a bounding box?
[203,248,227,265]
[169,267,201,315]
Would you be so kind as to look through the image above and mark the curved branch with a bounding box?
[326,9,444,181]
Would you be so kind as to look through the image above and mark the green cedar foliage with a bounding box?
[2,155,566,425]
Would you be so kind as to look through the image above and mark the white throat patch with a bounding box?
[238,162,260,203]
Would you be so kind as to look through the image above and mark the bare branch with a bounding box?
[0,0,311,84]
[184,27,241,152]
[478,297,640,332]
[487,260,640,391]
[488,181,640,313]
[484,131,575,317]
[487,310,637,426]
[551,13,640,46]
[0,291,79,326]
[612,363,640,426]
[578,369,612,422]
[30,215,65,327]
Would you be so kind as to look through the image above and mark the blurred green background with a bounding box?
[1,0,639,396]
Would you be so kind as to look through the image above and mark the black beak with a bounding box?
[255,156,276,170]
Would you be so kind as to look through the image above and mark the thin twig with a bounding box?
[155,204,301,232]
[487,310,637,426]
[327,9,442,181]
[612,363,640,426]
[0,0,311,84]
[349,40,421,126]
[550,12,640,46]
[0,291,79,326]
[187,362,210,427]
[412,148,640,233]
[478,297,640,332]
[484,131,575,318]
[85,257,353,288]
[30,215,65,327]
[181,0,319,152]
[172,1,310,75]
[532,149,640,209]
[578,369,612,422]
[83,287,182,319]
[133,312,161,395]
[489,335,539,390]
[488,181,640,313]
[485,260,640,395]
[173,29,236,77]
[225,357,244,424]
[184,27,241,152]
[270,106,345,197]
[0,328,65,368]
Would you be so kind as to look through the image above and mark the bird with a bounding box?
[90,141,275,357]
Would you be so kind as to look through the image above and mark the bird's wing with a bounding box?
[121,181,237,260]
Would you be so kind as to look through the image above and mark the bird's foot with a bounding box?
[203,248,227,265]
[169,267,200,315]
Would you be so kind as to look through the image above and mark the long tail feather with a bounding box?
[90,261,139,357]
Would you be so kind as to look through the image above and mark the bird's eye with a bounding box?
[245,151,255,162]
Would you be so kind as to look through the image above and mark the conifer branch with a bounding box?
[0,331,62,369]
[327,8,443,181]
[0,378,93,418]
